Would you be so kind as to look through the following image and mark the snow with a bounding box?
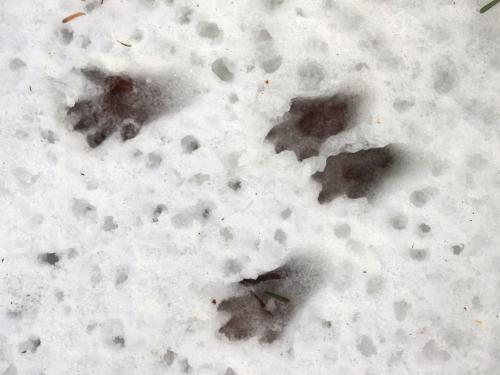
[1,0,500,374]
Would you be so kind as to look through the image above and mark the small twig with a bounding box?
[264,290,290,303]
[480,0,500,13]
[240,270,285,286]
[250,292,274,317]
[250,292,267,308]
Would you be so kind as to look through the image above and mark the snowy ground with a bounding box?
[1,0,500,374]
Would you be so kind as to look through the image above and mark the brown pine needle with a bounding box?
[117,40,132,48]
[62,12,86,24]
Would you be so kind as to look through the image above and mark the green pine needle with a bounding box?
[117,40,132,47]
[480,0,500,13]
[264,290,291,303]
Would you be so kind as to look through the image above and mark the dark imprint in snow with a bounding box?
[265,94,358,161]
[68,69,169,148]
[218,257,322,343]
[313,145,395,203]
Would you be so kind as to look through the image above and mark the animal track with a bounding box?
[313,146,395,203]
[266,94,358,161]
[218,257,322,343]
[68,68,183,148]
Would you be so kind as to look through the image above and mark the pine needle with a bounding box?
[480,0,500,13]
[62,12,86,23]
[117,40,132,48]
[264,290,290,303]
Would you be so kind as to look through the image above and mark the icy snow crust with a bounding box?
[1,0,500,374]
